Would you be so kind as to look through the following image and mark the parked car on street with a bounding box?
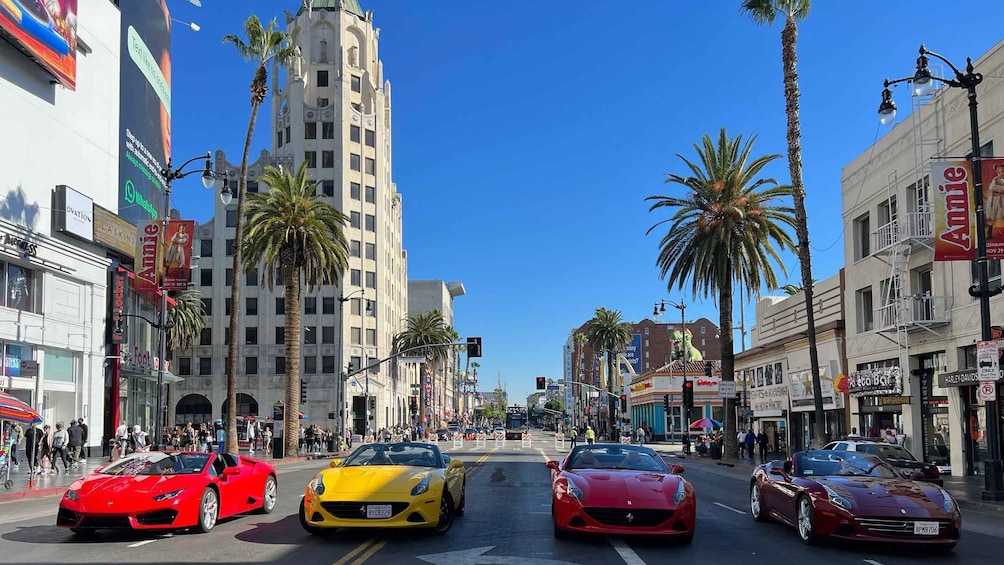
[823,439,943,485]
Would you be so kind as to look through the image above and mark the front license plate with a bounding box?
[913,521,939,535]
[366,505,393,519]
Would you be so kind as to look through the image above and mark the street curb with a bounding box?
[0,485,68,502]
[957,499,1004,514]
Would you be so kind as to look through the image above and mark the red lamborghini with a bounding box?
[546,444,695,542]
[750,450,960,550]
[57,451,277,535]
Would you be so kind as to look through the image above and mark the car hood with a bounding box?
[321,466,438,495]
[568,470,682,503]
[73,473,197,499]
[816,476,951,516]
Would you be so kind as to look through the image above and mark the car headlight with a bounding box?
[941,489,956,513]
[673,479,687,504]
[565,477,584,501]
[411,474,431,496]
[65,489,79,501]
[311,475,326,496]
[152,488,184,502]
[822,484,852,511]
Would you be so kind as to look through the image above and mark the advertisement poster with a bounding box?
[981,158,1004,258]
[932,160,977,261]
[118,0,172,226]
[621,334,642,374]
[161,219,193,290]
[134,220,162,295]
[0,0,77,89]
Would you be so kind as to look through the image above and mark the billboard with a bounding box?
[621,334,642,374]
[0,0,77,89]
[118,0,171,226]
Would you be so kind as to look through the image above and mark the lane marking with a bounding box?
[863,561,885,565]
[350,538,388,564]
[609,537,647,565]
[332,538,379,565]
[465,451,492,478]
[537,448,551,463]
[713,501,746,515]
[127,539,157,548]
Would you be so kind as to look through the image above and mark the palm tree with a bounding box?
[573,332,587,425]
[586,308,634,439]
[781,279,816,295]
[242,162,350,459]
[167,289,205,351]
[395,310,453,430]
[468,360,480,416]
[222,15,300,452]
[741,0,826,448]
[444,325,461,424]
[645,128,796,459]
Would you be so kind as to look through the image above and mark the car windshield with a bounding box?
[857,444,916,461]
[98,452,211,476]
[566,445,667,472]
[341,443,441,467]
[796,450,900,478]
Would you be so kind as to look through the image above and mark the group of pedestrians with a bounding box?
[738,428,771,463]
[4,418,90,475]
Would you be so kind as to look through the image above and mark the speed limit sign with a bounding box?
[979,381,997,402]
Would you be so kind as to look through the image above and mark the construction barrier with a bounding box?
[364,435,376,444]
[555,433,565,451]
[493,431,506,448]
[391,434,403,443]
[521,432,532,448]
[453,432,464,448]
[619,436,631,445]
[475,433,487,448]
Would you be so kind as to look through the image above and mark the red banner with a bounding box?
[134,219,194,293]
[134,220,161,295]
[982,158,1004,259]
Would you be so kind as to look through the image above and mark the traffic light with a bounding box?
[536,376,546,390]
[300,383,307,404]
[705,361,713,378]
[409,396,418,414]
[682,379,694,410]
[663,394,670,411]
[368,396,376,411]
[467,336,482,358]
[620,394,627,408]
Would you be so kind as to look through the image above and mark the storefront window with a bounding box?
[44,348,77,383]
[3,342,32,377]
[2,262,38,312]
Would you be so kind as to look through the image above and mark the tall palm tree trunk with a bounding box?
[283,262,302,457]
[607,353,616,440]
[720,265,738,459]
[782,14,826,447]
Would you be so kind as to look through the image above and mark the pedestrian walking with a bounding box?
[737,431,747,459]
[24,423,41,472]
[585,426,595,445]
[38,424,54,475]
[131,425,149,452]
[215,420,225,454]
[10,422,23,467]
[52,422,70,473]
[67,420,84,467]
[77,418,89,459]
[744,429,755,461]
[756,429,769,463]
[569,427,577,449]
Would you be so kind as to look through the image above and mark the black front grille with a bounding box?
[583,507,674,527]
[136,510,178,526]
[80,516,133,529]
[320,502,410,519]
[57,508,81,526]
[855,516,952,536]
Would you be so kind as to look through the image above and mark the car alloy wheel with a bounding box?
[796,496,817,544]
[197,488,219,533]
[750,483,768,522]
[433,492,455,535]
[260,476,277,514]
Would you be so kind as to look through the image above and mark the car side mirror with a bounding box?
[329,459,343,468]
[221,466,240,477]
[908,470,926,481]
[450,459,464,470]
[545,460,560,471]
[669,464,685,475]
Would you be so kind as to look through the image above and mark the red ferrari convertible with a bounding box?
[57,451,277,535]
[750,450,960,549]
[546,444,695,542]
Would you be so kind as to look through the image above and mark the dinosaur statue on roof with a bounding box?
[670,328,703,363]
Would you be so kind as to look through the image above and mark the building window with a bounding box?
[305,151,317,168]
[366,328,376,346]
[304,326,316,344]
[350,125,360,143]
[246,297,258,316]
[275,327,285,345]
[322,355,335,374]
[305,297,317,315]
[178,357,192,376]
[365,271,376,289]
[350,269,361,286]
[365,243,375,260]
[856,287,873,332]
[304,356,317,374]
[305,121,317,139]
[0,263,38,312]
[225,268,233,287]
[322,121,334,139]
[365,157,375,175]
[245,327,258,345]
[350,327,361,344]
[350,298,362,316]
[350,153,360,171]
[226,239,235,256]
[365,214,375,231]
[365,185,375,203]
[322,150,334,168]
[248,181,259,194]
[350,211,360,229]
[322,297,335,315]
[246,267,258,286]
[200,328,212,346]
[351,240,361,257]
[277,131,283,148]
[351,75,361,92]
[322,180,335,197]
[317,70,328,87]
[246,356,258,375]
[350,182,361,200]
[853,213,870,260]
[199,357,212,375]
[225,298,232,316]
[322,326,335,344]
[200,239,213,257]
[202,298,212,316]
[365,129,375,147]
[275,356,285,374]
[971,260,1003,292]
[285,126,290,143]
[275,297,285,315]
[200,268,213,287]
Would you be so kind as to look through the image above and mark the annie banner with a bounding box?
[134,219,194,294]
[932,160,977,261]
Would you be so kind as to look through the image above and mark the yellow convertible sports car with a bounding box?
[300,441,465,535]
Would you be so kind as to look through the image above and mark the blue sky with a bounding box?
[165,0,1004,405]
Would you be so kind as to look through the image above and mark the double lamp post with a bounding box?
[654,298,689,438]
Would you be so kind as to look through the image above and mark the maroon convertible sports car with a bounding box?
[750,450,960,550]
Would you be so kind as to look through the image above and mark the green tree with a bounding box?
[242,162,350,458]
[586,308,633,439]
[741,0,825,447]
[395,310,453,428]
[167,289,205,351]
[646,128,795,458]
[222,15,301,452]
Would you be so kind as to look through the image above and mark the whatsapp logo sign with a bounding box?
[124,180,158,220]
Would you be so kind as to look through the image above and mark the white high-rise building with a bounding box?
[172,0,408,435]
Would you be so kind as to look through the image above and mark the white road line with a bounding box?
[863,560,885,565]
[713,501,746,515]
[537,448,551,463]
[127,539,157,548]
[609,537,647,565]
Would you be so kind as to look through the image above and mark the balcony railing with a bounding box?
[875,295,952,331]
[872,211,934,254]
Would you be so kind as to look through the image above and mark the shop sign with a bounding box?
[937,369,985,388]
[3,233,38,258]
[124,347,169,373]
[848,367,903,397]
[749,384,789,413]
[788,367,842,410]
[111,271,127,343]
[94,205,136,258]
[879,395,911,405]
[53,185,93,242]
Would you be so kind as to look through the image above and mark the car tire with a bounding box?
[678,530,694,545]
[750,482,769,522]
[299,497,325,536]
[456,481,466,517]
[196,488,219,533]
[796,495,818,545]
[552,505,569,540]
[259,475,277,514]
[433,491,455,535]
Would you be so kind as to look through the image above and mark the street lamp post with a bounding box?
[337,289,371,438]
[655,299,689,439]
[154,152,233,449]
[880,44,1004,501]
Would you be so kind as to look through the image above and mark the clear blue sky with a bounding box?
[165,0,1003,405]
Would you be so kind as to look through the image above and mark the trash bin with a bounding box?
[327,438,336,452]
[272,437,284,459]
[710,442,722,460]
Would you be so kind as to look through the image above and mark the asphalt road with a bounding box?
[0,432,1001,565]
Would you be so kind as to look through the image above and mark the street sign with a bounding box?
[977,340,1000,381]
[20,360,38,377]
[980,381,997,402]
[546,385,559,390]
[718,381,736,398]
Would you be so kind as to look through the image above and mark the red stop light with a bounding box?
[536,377,546,390]
[682,379,694,410]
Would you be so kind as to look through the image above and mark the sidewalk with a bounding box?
[0,447,344,503]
